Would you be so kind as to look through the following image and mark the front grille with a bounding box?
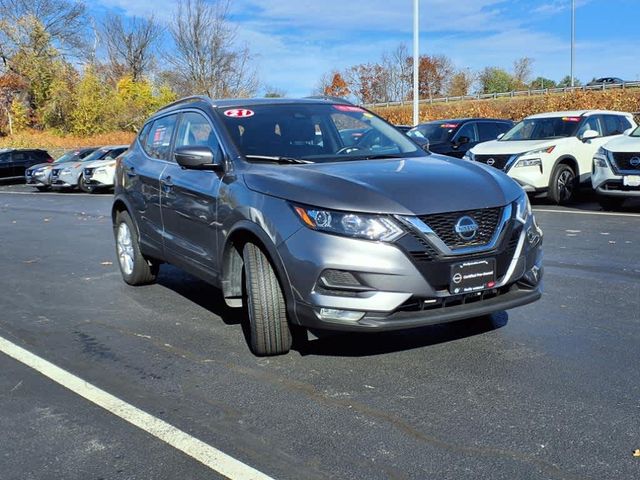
[611,152,640,172]
[474,154,512,170]
[418,207,502,249]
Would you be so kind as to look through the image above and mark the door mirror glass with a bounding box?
[175,146,222,170]
[581,129,600,142]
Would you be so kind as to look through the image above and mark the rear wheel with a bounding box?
[242,242,292,356]
[598,196,625,211]
[548,164,577,205]
[114,210,159,285]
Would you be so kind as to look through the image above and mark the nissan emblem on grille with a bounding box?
[454,216,479,241]
[486,158,495,166]
[630,156,640,167]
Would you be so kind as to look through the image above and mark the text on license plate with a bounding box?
[449,258,496,295]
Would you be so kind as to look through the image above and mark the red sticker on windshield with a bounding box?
[224,109,255,118]
[562,116,581,122]
[333,105,365,113]
[441,123,459,128]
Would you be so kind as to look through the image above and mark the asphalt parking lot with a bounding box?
[0,183,639,480]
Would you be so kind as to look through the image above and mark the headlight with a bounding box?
[515,194,532,224]
[593,147,610,168]
[522,146,555,156]
[292,204,404,242]
[514,158,542,168]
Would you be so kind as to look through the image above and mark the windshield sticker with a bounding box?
[562,117,581,122]
[224,108,255,118]
[333,105,365,113]
[441,123,459,128]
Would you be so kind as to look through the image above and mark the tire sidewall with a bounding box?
[550,164,576,204]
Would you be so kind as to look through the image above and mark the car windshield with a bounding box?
[54,151,81,163]
[500,117,581,141]
[629,126,640,137]
[407,123,457,144]
[217,103,423,163]
[82,148,119,162]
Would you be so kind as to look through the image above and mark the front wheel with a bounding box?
[78,174,92,193]
[598,196,625,211]
[548,164,577,205]
[36,186,50,192]
[242,242,292,356]
[114,211,159,285]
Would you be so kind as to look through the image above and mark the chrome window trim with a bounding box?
[396,204,513,256]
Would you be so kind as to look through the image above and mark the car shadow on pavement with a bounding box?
[293,313,509,357]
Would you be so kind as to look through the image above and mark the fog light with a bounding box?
[316,308,365,322]
[521,265,542,287]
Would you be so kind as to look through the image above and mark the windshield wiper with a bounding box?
[245,155,314,164]
[352,153,406,160]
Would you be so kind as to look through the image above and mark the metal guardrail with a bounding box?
[365,81,640,108]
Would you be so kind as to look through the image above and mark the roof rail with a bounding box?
[305,95,354,105]
[156,95,212,113]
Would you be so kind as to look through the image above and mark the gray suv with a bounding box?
[112,97,543,356]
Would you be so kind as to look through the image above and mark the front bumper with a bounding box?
[592,164,640,197]
[51,171,79,188]
[277,212,543,332]
[87,168,115,187]
[507,164,548,192]
[25,171,51,186]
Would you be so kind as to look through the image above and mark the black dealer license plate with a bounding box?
[449,258,496,294]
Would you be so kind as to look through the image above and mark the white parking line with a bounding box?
[0,335,274,480]
[0,190,99,197]
[533,208,640,218]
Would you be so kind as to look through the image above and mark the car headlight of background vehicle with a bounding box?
[292,204,404,242]
[514,146,555,168]
[593,147,611,168]
[515,194,532,224]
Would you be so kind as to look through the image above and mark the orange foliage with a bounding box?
[372,90,640,125]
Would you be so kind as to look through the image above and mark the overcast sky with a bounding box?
[93,0,640,97]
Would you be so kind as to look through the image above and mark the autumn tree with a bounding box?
[0,73,26,133]
[324,72,350,98]
[513,57,534,89]
[407,54,454,100]
[382,43,411,101]
[346,64,388,104]
[448,69,475,97]
[70,67,115,135]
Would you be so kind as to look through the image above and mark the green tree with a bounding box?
[478,67,514,94]
[558,76,582,88]
[530,77,557,89]
[9,98,29,131]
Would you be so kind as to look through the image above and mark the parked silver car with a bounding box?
[25,148,96,191]
[51,145,128,192]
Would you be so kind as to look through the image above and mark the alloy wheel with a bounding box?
[117,222,135,275]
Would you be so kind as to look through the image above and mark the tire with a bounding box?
[242,242,292,356]
[114,210,159,285]
[548,163,577,205]
[36,186,50,192]
[78,173,92,193]
[598,196,625,211]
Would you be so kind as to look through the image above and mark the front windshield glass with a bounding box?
[82,148,115,162]
[501,117,581,141]
[54,151,78,163]
[218,103,423,163]
[407,123,456,144]
[630,126,640,137]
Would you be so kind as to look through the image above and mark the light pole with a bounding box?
[413,0,419,125]
[570,0,575,87]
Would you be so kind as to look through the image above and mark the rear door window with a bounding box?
[577,117,602,137]
[477,122,500,142]
[602,115,631,136]
[143,115,178,161]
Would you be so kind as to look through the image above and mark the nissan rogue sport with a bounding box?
[112,96,543,356]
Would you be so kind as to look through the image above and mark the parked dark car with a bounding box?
[395,125,413,133]
[0,149,53,179]
[26,147,97,191]
[112,97,542,356]
[587,77,626,87]
[407,118,514,158]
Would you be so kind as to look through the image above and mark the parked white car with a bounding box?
[464,110,637,204]
[83,156,120,192]
[592,126,640,209]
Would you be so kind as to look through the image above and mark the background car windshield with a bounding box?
[82,149,113,162]
[501,117,580,141]
[407,123,454,144]
[218,103,422,162]
[630,126,640,137]
[53,151,78,163]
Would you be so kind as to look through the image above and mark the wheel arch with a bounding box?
[551,154,580,176]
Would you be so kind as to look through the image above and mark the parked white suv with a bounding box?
[592,126,640,209]
[464,110,637,204]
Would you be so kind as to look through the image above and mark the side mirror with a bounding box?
[581,130,600,142]
[174,146,223,171]
[497,133,505,140]
[412,136,430,152]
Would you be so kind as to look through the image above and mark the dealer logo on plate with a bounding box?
[224,109,254,118]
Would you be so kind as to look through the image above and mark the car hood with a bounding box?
[83,159,115,169]
[27,163,53,172]
[603,135,640,152]
[472,139,562,155]
[242,155,523,215]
